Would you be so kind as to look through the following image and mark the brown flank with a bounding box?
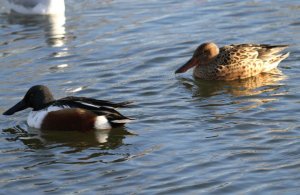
[41,108,97,131]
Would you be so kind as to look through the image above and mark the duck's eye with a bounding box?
[28,94,34,100]
[203,50,210,56]
[194,50,202,57]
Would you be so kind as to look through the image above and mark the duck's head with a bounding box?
[175,42,219,73]
[3,85,54,115]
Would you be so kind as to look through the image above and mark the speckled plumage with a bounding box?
[175,42,289,80]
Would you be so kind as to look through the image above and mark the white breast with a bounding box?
[27,106,66,129]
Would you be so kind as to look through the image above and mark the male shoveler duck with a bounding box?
[175,42,289,80]
[3,85,132,131]
[4,0,65,15]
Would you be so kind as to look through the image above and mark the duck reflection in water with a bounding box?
[178,68,286,97]
[4,5,67,47]
[3,125,135,149]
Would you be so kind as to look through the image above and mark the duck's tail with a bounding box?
[260,45,289,73]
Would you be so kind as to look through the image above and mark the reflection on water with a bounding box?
[6,12,66,47]
[3,11,72,76]
[3,125,134,150]
[179,69,286,98]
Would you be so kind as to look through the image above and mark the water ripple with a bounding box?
[0,0,300,194]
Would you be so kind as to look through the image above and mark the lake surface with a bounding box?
[0,0,300,194]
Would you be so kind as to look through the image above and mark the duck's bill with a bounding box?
[175,58,198,73]
[3,100,28,115]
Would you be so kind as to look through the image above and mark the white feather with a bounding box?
[27,106,66,129]
[94,116,112,130]
[111,119,132,123]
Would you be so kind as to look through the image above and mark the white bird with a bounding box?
[4,0,65,15]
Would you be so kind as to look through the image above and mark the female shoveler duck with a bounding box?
[4,0,65,15]
[3,85,132,131]
[175,42,289,80]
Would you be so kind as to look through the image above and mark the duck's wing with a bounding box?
[56,96,132,109]
[229,44,288,50]
[218,44,289,73]
[227,44,288,58]
[92,107,133,124]
[252,44,289,60]
[218,44,260,65]
[50,97,133,124]
[218,44,288,65]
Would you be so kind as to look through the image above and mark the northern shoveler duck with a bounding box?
[3,85,132,131]
[175,42,289,80]
[4,0,65,15]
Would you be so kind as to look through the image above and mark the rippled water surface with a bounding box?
[0,0,300,194]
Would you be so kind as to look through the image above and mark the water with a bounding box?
[0,0,300,194]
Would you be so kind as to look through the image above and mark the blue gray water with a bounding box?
[0,0,300,194]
